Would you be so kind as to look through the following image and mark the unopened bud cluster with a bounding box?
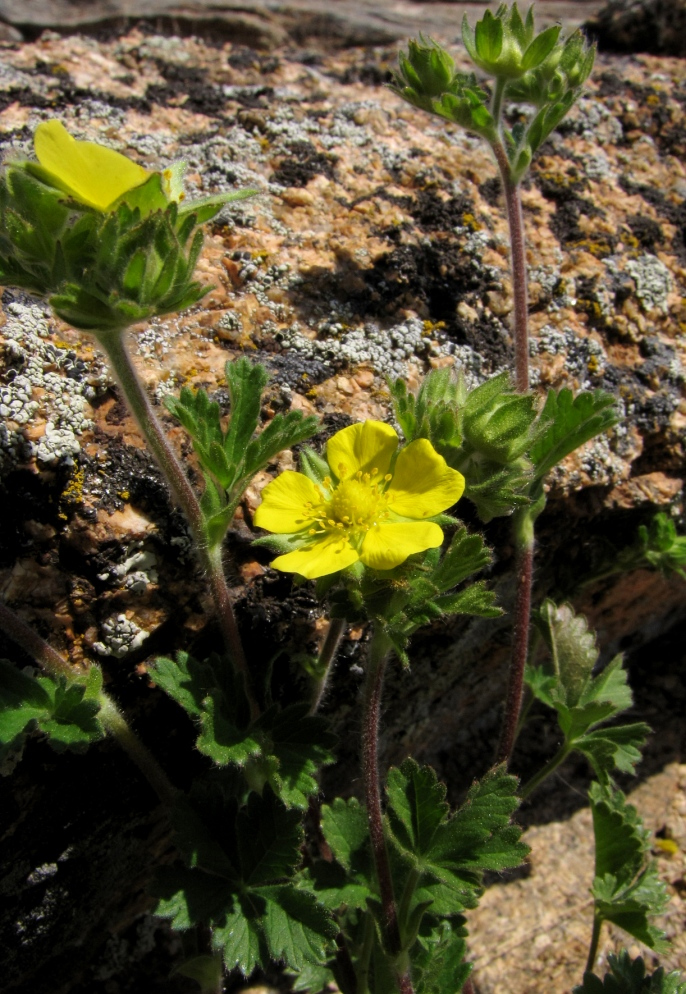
[392,2,595,183]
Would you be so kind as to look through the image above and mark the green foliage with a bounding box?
[575,952,686,994]
[337,526,501,666]
[392,5,594,183]
[0,659,104,761]
[304,763,526,993]
[462,4,561,81]
[165,358,318,547]
[525,602,650,785]
[391,369,617,524]
[589,784,668,953]
[529,388,619,495]
[389,369,535,521]
[602,513,686,582]
[386,761,529,916]
[0,164,253,330]
[151,652,335,809]
[155,788,337,975]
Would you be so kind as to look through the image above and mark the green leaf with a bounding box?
[151,651,219,718]
[574,951,686,994]
[238,789,304,885]
[223,358,269,470]
[589,784,668,953]
[321,796,370,873]
[386,760,449,855]
[197,690,263,767]
[174,953,225,993]
[0,660,104,760]
[244,410,319,480]
[530,388,619,484]
[537,600,599,707]
[413,920,470,994]
[387,762,528,911]
[260,884,338,969]
[310,796,373,910]
[429,527,493,592]
[252,703,337,810]
[576,724,650,783]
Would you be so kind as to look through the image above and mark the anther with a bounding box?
[384,474,392,482]
[328,519,336,527]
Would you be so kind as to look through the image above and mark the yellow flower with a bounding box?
[254,420,465,579]
[31,120,152,211]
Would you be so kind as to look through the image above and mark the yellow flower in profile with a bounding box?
[30,120,152,211]
[254,420,465,579]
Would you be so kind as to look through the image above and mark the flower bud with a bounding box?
[462,4,561,81]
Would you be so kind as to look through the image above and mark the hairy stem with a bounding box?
[0,600,75,680]
[489,142,534,766]
[585,915,602,975]
[497,541,534,765]
[490,76,507,128]
[362,627,402,956]
[463,978,476,994]
[491,141,529,393]
[310,617,346,713]
[519,742,570,800]
[96,330,257,720]
[0,601,177,806]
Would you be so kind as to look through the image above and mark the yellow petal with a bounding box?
[360,521,444,570]
[271,534,359,579]
[387,439,465,518]
[326,421,398,481]
[34,120,151,211]
[253,471,321,533]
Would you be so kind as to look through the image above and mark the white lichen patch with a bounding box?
[279,316,487,384]
[92,613,149,658]
[530,325,607,389]
[625,254,672,313]
[0,298,108,472]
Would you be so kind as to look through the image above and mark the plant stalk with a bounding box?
[519,742,570,800]
[496,541,534,765]
[490,141,529,393]
[0,600,75,680]
[362,627,402,957]
[310,617,346,713]
[585,915,602,975]
[489,142,534,766]
[0,601,177,806]
[96,330,257,720]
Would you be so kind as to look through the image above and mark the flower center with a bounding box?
[305,471,391,541]
[329,478,385,528]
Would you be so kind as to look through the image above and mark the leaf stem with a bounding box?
[0,600,177,806]
[95,330,258,721]
[362,626,402,957]
[397,865,422,943]
[585,914,602,975]
[310,617,346,713]
[519,742,570,800]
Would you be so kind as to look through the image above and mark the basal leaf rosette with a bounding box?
[0,120,256,331]
[253,420,465,579]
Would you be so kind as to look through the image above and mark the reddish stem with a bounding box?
[496,543,534,764]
